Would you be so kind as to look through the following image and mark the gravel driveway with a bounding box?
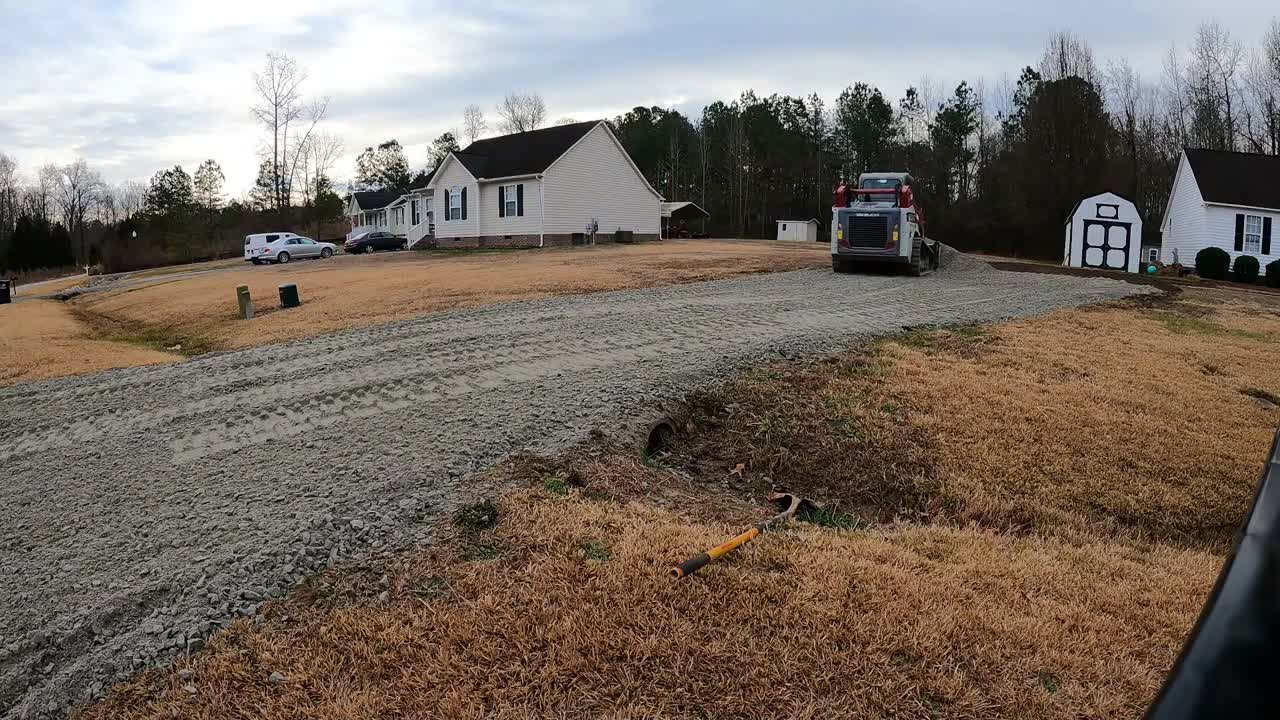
[0,252,1151,717]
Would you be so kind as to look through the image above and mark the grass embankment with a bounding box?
[0,300,181,386]
[81,286,1279,719]
[1,241,825,387]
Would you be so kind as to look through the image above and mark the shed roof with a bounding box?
[453,121,600,179]
[777,219,819,225]
[1185,148,1280,210]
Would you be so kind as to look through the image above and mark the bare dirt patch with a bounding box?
[0,300,181,386]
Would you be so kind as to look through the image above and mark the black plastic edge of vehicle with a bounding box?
[1145,427,1280,719]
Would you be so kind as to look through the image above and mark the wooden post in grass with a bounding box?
[236,285,253,320]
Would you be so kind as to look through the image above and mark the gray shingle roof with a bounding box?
[451,121,599,179]
[1185,149,1280,210]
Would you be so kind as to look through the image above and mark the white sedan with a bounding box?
[250,236,337,265]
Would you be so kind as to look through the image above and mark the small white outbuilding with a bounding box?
[1063,191,1144,273]
[777,219,819,243]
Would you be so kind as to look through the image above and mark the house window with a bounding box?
[449,186,462,221]
[410,200,420,226]
[1245,214,1263,253]
[502,184,519,217]
[393,207,404,225]
[425,198,433,214]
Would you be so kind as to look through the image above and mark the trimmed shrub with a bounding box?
[1233,255,1260,284]
[1195,247,1231,280]
[1267,259,1280,289]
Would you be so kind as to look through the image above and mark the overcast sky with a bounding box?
[1,0,1274,196]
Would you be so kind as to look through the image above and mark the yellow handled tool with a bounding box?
[670,491,814,579]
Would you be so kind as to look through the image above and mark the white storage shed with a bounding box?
[1063,191,1144,273]
[777,219,819,243]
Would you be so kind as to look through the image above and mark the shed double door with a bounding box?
[1081,220,1131,271]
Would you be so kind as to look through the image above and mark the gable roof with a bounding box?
[351,190,399,211]
[1063,189,1143,226]
[409,169,436,192]
[452,121,600,179]
[1184,149,1280,210]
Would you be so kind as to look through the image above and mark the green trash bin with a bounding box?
[278,283,300,309]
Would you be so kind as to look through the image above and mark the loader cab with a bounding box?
[857,173,913,206]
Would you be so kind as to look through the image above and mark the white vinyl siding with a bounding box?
[1160,153,1207,266]
[1204,206,1278,274]
[480,180,543,236]
[542,123,661,235]
[432,157,478,237]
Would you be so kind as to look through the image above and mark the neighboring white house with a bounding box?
[428,120,662,248]
[345,190,397,241]
[344,170,436,246]
[1063,191,1143,273]
[1161,149,1278,273]
[777,219,819,243]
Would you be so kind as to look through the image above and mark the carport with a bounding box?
[662,202,711,238]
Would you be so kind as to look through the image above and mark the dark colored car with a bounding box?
[344,231,405,254]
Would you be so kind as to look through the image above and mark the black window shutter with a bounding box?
[461,187,468,220]
[517,184,524,217]
[1235,214,1245,251]
[1264,217,1273,255]
[442,189,449,220]
[498,186,505,217]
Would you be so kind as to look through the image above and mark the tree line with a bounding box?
[6,21,1277,274]
[0,52,346,274]
[611,21,1280,258]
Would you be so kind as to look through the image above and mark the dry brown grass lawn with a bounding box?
[79,284,1277,719]
[81,483,1218,720]
[0,300,181,386]
[78,240,826,353]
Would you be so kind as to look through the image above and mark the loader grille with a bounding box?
[845,215,889,249]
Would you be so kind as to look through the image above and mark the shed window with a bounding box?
[1147,247,1159,262]
[782,224,787,231]
[449,187,462,221]
[1245,215,1263,254]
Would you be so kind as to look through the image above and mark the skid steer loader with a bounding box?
[831,172,939,276]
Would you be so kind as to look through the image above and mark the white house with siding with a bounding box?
[428,120,662,248]
[345,171,436,246]
[1161,149,1278,274]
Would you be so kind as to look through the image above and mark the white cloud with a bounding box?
[0,0,1275,195]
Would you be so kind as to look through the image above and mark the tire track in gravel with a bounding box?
[0,254,1154,718]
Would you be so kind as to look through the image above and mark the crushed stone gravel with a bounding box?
[0,250,1153,717]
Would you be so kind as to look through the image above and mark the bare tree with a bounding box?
[1107,59,1143,196]
[495,92,547,134]
[462,103,487,144]
[0,152,18,234]
[1039,30,1099,84]
[118,181,147,220]
[1162,44,1191,147]
[250,53,328,214]
[1243,19,1280,154]
[1189,21,1244,150]
[54,159,104,263]
[297,131,344,208]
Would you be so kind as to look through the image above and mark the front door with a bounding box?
[1081,220,1131,271]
